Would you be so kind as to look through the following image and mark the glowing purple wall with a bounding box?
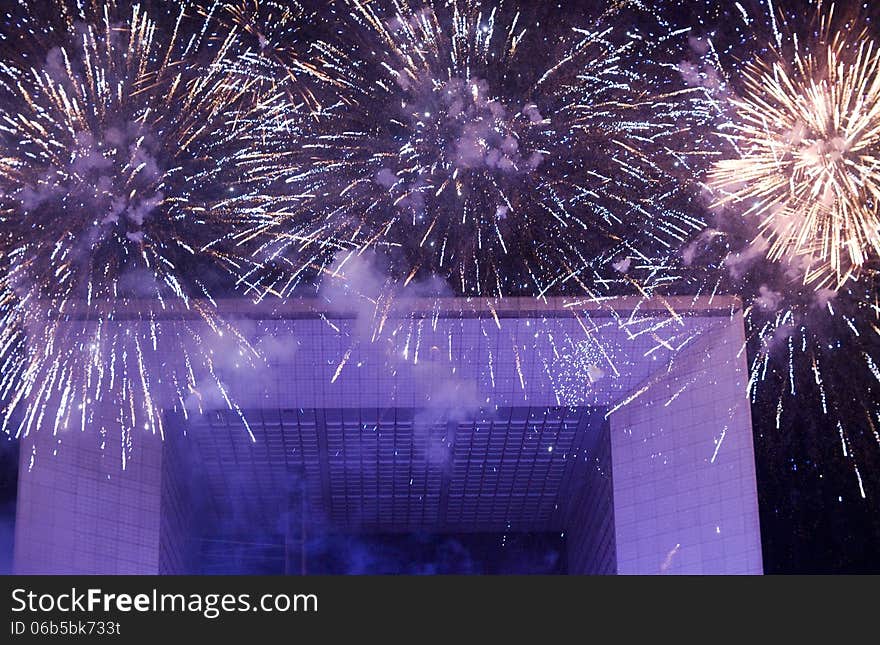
[14,422,163,574]
[11,300,762,574]
[609,312,763,574]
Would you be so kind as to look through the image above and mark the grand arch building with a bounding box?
[12,296,763,574]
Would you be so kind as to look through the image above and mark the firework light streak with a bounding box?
[208,0,720,433]
[195,0,349,110]
[0,1,263,455]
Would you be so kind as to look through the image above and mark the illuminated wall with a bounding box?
[609,311,763,574]
[11,299,762,575]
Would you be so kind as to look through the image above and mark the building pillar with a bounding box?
[608,314,763,574]
[13,415,164,574]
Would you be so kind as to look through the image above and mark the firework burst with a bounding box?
[0,1,261,448]
[228,0,708,300]
[710,3,880,291]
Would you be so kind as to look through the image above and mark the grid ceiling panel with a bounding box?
[184,406,601,534]
[324,409,446,531]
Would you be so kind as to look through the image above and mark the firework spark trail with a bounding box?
[0,1,264,455]
[7,0,874,504]
[225,0,710,302]
[194,0,352,111]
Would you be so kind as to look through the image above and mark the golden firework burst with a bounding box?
[711,7,880,290]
